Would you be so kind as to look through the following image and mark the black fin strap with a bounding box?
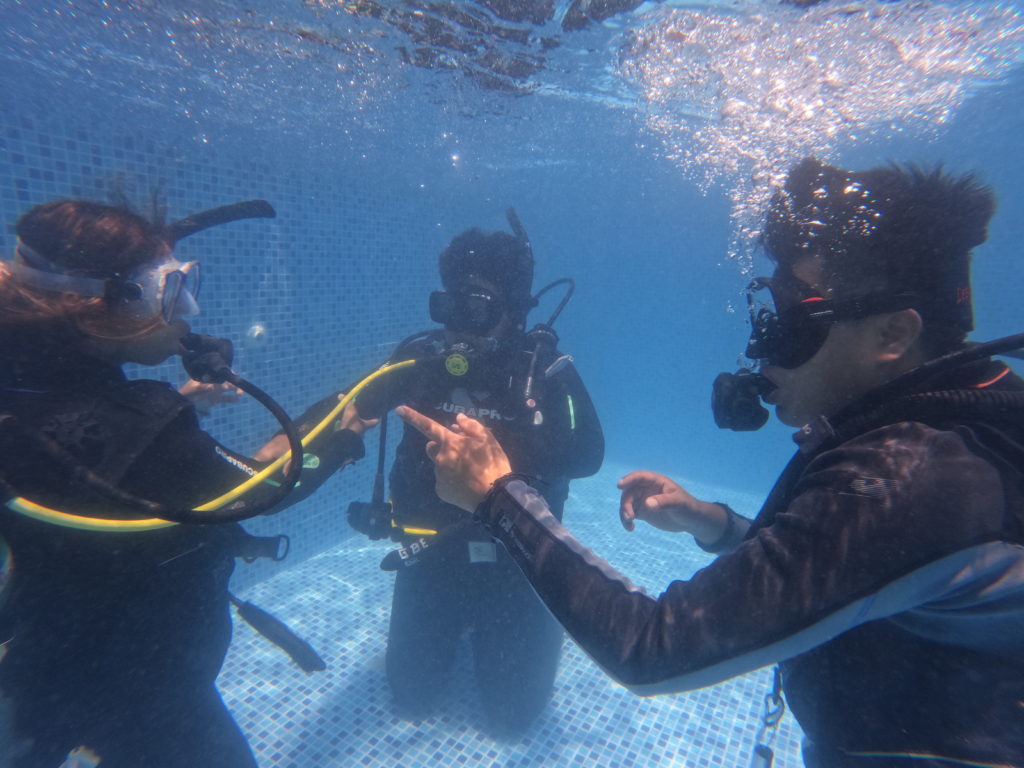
[229,593,326,673]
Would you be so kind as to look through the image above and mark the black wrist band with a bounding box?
[473,472,535,522]
[698,502,739,553]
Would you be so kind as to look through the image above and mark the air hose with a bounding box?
[1,359,416,532]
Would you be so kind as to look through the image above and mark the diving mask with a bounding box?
[745,277,835,370]
[429,289,503,335]
[131,257,201,323]
[744,277,918,369]
[712,277,919,431]
[11,239,201,323]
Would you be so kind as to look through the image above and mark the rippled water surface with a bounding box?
[5,1,1021,249]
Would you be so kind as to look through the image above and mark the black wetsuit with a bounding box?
[471,358,1024,766]
[358,331,604,735]
[0,341,364,768]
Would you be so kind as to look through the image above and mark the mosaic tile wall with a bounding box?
[0,113,438,587]
[220,462,807,767]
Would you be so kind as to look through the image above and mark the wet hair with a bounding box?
[763,157,996,356]
[438,228,534,313]
[0,199,170,341]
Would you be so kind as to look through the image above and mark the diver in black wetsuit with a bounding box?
[276,218,604,736]
[399,160,1024,768]
[380,227,602,737]
[0,200,374,768]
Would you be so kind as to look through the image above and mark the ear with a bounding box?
[874,309,923,363]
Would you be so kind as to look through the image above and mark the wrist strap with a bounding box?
[698,502,739,553]
[474,472,535,522]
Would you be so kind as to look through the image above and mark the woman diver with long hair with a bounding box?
[0,199,373,767]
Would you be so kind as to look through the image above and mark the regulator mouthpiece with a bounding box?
[181,333,234,384]
[712,370,774,431]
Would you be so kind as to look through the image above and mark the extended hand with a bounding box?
[617,470,727,544]
[397,406,512,512]
[178,380,243,416]
[336,400,379,436]
[253,395,377,463]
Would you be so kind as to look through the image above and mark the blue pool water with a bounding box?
[1,1,1022,766]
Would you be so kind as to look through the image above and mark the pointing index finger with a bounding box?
[396,405,445,441]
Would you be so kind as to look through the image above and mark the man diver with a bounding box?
[398,159,1024,767]
[0,199,374,767]
[275,216,604,736]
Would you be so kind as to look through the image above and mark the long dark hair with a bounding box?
[1,199,170,342]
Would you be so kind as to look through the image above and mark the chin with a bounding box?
[773,403,804,428]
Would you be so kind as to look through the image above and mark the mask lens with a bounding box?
[430,290,500,333]
[160,261,201,323]
[162,270,184,323]
[181,261,201,300]
[745,278,832,369]
[429,291,455,325]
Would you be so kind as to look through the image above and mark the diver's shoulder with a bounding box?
[393,330,445,360]
[111,378,192,420]
[818,418,1020,499]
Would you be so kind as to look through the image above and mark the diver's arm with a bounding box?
[123,405,366,515]
[527,361,603,481]
[253,357,420,463]
[553,362,604,478]
[616,470,750,551]
[401,406,1017,694]
[477,466,1015,694]
[253,399,375,462]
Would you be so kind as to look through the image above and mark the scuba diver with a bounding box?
[265,212,604,737]
[397,159,1024,768]
[0,199,375,768]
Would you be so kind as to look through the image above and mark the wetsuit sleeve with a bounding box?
[475,421,1021,694]
[121,404,364,514]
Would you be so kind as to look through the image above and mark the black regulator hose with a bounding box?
[0,334,305,526]
[523,278,577,403]
[835,332,1024,420]
[533,277,575,328]
[165,333,305,523]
